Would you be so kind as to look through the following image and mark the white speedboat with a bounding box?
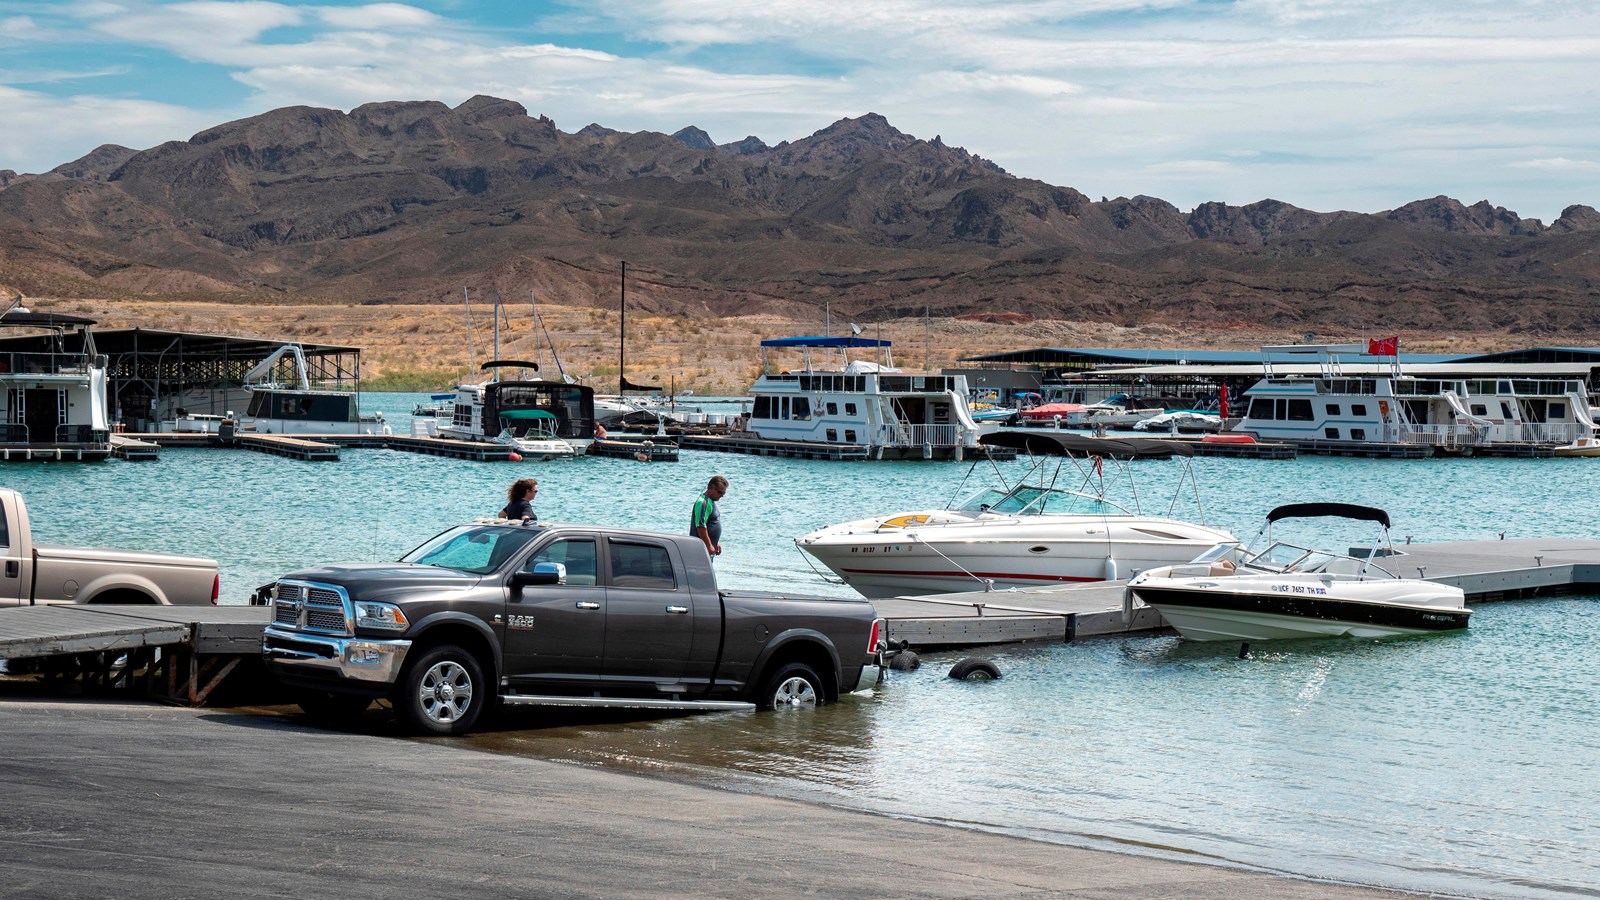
[1126,503,1470,641]
[796,482,1233,599]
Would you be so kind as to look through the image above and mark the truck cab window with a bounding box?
[524,539,597,586]
[0,498,7,548]
[608,542,676,590]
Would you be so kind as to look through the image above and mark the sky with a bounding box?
[1,0,1598,222]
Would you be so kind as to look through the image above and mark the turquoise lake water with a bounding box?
[7,391,1598,897]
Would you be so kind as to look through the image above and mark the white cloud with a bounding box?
[315,3,440,30]
[0,84,215,171]
[1510,157,1600,172]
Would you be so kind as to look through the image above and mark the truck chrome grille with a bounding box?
[271,580,351,635]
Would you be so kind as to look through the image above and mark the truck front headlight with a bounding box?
[354,601,409,631]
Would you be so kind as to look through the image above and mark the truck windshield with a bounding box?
[401,525,540,574]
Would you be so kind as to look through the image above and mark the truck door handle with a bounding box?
[3,560,15,578]
[575,601,600,610]
[665,605,688,614]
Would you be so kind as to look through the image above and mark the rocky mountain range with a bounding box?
[3,94,1599,332]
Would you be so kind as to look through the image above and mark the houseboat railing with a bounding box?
[56,425,110,445]
[884,423,962,447]
[0,424,27,444]
[0,352,107,375]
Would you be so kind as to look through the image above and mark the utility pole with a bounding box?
[619,261,627,395]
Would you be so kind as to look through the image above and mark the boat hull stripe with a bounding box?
[840,568,1101,583]
[1130,586,1471,631]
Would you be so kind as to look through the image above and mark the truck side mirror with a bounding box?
[511,562,565,587]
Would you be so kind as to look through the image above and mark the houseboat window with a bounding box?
[845,430,857,442]
[1470,404,1487,416]
[753,396,771,419]
[1499,381,1513,394]
[1325,404,1341,416]
[1351,428,1366,440]
[845,403,858,416]
[792,397,811,420]
[779,397,790,419]
[1248,398,1274,419]
[1325,428,1340,439]
[1501,402,1514,418]
[826,402,838,415]
[1286,399,1314,421]
[826,428,838,441]
[1551,402,1567,418]
[1351,404,1367,416]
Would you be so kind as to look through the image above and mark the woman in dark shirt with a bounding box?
[499,478,538,521]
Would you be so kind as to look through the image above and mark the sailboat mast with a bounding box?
[619,260,627,395]
[531,289,542,374]
[492,291,500,381]
[463,286,476,374]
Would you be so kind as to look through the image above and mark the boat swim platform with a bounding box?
[0,444,115,462]
[0,605,271,706]
[589,437,681,462]
[116,432,516,462]
[876,537,1600,648]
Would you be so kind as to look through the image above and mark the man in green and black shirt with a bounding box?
[691,475,728,559]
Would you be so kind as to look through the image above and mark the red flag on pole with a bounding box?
[1367,336,1398,357]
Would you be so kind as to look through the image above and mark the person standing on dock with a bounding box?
[691,475,727,559]
[500,478,538,522]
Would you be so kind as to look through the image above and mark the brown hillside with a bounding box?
[3,96,1600,335]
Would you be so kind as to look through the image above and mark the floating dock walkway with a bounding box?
[0,605,269,705]
[875,537,1600,647]
[116,432,515,462]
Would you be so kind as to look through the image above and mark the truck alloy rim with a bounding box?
[419,661,473,723]
[773,676,817,707]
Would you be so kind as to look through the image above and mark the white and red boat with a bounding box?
[796,481,1232,599]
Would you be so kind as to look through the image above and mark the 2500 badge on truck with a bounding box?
[262,521,885,734]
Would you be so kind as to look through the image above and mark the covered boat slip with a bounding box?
[873,537,1600,648]
[0,605,269,705]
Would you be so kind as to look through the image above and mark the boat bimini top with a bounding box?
[1195,502,1402,581]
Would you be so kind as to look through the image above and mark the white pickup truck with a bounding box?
[0,487,219,606]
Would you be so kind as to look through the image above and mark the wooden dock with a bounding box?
[589,437,681,462]
[119,432,514,462]
[875,537,1600,648]
[0,605,270,705]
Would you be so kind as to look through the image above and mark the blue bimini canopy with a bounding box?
[759,336,892,349]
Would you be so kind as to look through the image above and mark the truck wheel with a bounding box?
[296,691,371,725]
[760,662,825,711]
[398,644,485,735]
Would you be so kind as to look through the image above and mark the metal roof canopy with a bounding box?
[760,336,892,348]
[0,327,364,431]
[1070,362,1596,377]
[959,346,1464,366]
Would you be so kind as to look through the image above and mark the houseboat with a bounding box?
[746,336,988,459]
[0,310,112,459]
[1232,344,1597,452]
[435,362,597,457]
[234,343,388,435]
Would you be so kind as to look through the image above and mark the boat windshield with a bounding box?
[1242,542,1397,578]
[955,484,1130,516]
[1189,541,1245,565]
[953,488,1009,513]
[401,525,540,574]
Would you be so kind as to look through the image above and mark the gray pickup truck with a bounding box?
[262,521,884,734]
